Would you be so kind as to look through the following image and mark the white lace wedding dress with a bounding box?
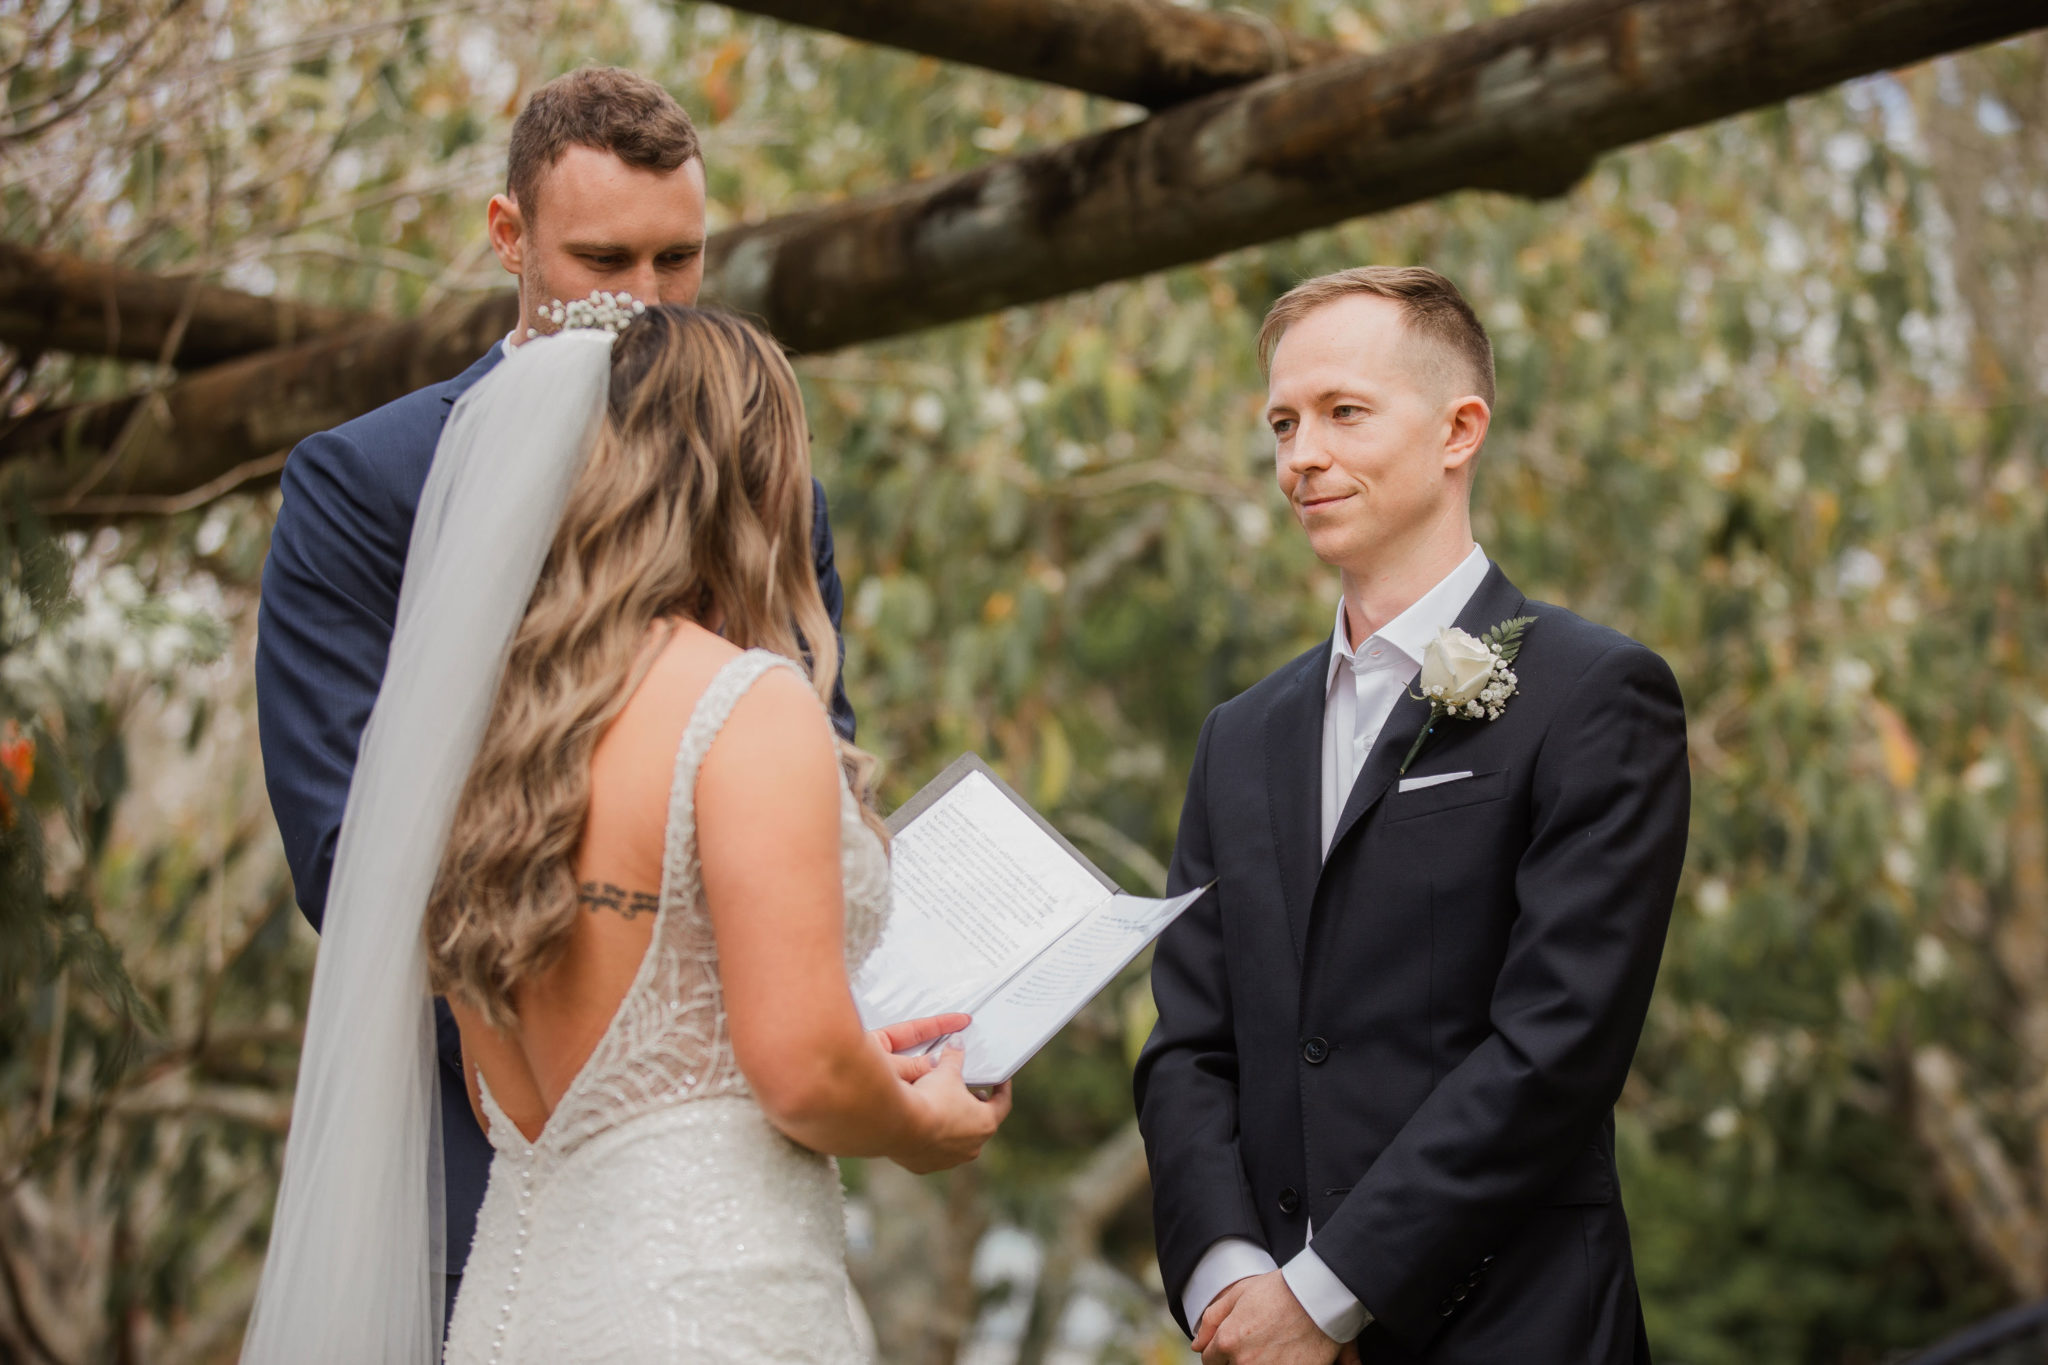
[443,651,890,1364]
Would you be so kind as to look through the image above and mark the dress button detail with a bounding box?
[1302,1037,1330,1064]
[1278,1187,1301,1214]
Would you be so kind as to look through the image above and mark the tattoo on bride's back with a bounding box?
[578,881,659,920]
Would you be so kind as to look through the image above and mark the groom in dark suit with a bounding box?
[1135,268,1688,1364]
[254,67,854,1322]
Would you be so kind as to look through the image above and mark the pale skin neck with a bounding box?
[1338,487,1476,648]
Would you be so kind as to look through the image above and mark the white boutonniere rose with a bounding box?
[1400,616,1536,775]
[1419,628,1497,707]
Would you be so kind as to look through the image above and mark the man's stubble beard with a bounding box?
[521,258,556,334]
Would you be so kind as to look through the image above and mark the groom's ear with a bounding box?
[488,193,527,276]
[1441,393,1490,478]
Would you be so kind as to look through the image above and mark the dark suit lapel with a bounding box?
[1264,645,1329,964]
[438,344,508,417]
[1322,564,1529,862]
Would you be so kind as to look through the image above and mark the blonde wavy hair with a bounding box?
[425,305,884,1030]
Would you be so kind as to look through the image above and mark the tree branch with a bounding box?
[715,0,1344,109]
[1016,1121,1151,1365]
[1909,1043,2048,1297]
[0,1219,77,1365]
[108,1079,291,1134]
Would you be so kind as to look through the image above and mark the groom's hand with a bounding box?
[1191,1278,1253,1354]
[867,1012,971,1082]
[1194,1270,1339,1365]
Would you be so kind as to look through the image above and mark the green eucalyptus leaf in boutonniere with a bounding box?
[1399,616,1535,775]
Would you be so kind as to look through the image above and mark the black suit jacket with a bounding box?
[254,345,855,1274]
[1134,565,1687,1363]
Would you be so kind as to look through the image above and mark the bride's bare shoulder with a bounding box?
[587,623,831,861]
[633,625,822,731]
[692,649,841,875]
[630,619,742,707]
[614,623,832,783]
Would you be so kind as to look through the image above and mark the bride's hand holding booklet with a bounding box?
[855,754,1212,1086]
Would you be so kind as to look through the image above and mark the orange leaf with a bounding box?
[1869,701,1919,790]
[704,39,747,124]
[0,720,31,828]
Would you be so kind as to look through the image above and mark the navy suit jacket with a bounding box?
[1135,565,1687,1363]
[255,344,855,1274]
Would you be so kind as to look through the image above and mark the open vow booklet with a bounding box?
[855,755,1210,1086]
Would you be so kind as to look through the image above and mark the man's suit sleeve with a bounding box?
[255,430,402,932]
[811,479,856,742]
[1310,642,1689,1348]
[1134,710,1267,1335]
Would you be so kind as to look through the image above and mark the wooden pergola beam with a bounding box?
[702,0,2048,353]
[0,240,372,368]
[714,0,1344,109]
[4,0,2044,514]
[0,291,516,517]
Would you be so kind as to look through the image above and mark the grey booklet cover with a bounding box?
[856,753,1209,1085]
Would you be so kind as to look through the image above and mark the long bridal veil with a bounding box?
[241,330,616,1364]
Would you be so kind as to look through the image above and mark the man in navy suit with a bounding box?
[255,67,854,1323]
[1136,268,1688,1364]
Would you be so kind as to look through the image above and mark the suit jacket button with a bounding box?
[1278,1187,1301,1214]
[1439,1300,1456,1317]
[1302,1037,1330,1064]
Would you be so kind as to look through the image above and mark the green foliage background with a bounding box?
[3,2,2045,1361]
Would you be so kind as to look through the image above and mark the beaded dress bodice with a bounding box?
[446,650,889,1365]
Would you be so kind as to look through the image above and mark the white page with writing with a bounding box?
[854,770,1110,1031]
[953,886,1208,1085]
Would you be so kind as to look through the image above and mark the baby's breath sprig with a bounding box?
[525,290,649,340]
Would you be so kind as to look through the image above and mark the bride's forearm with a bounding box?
[747,1033,921,1157]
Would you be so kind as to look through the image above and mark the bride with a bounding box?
[240,304,1010,1364]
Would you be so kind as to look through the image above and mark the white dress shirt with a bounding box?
[1180,545,1491,1344]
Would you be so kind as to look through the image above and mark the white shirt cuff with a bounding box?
[1181,1237,1279,1335]
[1281,1246,1371,1343]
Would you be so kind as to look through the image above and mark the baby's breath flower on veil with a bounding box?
[525,290,649,340]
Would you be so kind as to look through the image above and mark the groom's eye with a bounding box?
[1332,404,1364,420]
[1271,418,1295,437]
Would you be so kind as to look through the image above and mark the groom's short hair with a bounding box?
[1258,266,1495,407]
[507,67,701,217]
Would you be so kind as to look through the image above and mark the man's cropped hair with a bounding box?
[1258,266,1495,407]
[507,67,700,216]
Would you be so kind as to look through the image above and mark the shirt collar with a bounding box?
[1326,544,1491,689]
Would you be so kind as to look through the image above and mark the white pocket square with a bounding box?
[1398,770,1474,793]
